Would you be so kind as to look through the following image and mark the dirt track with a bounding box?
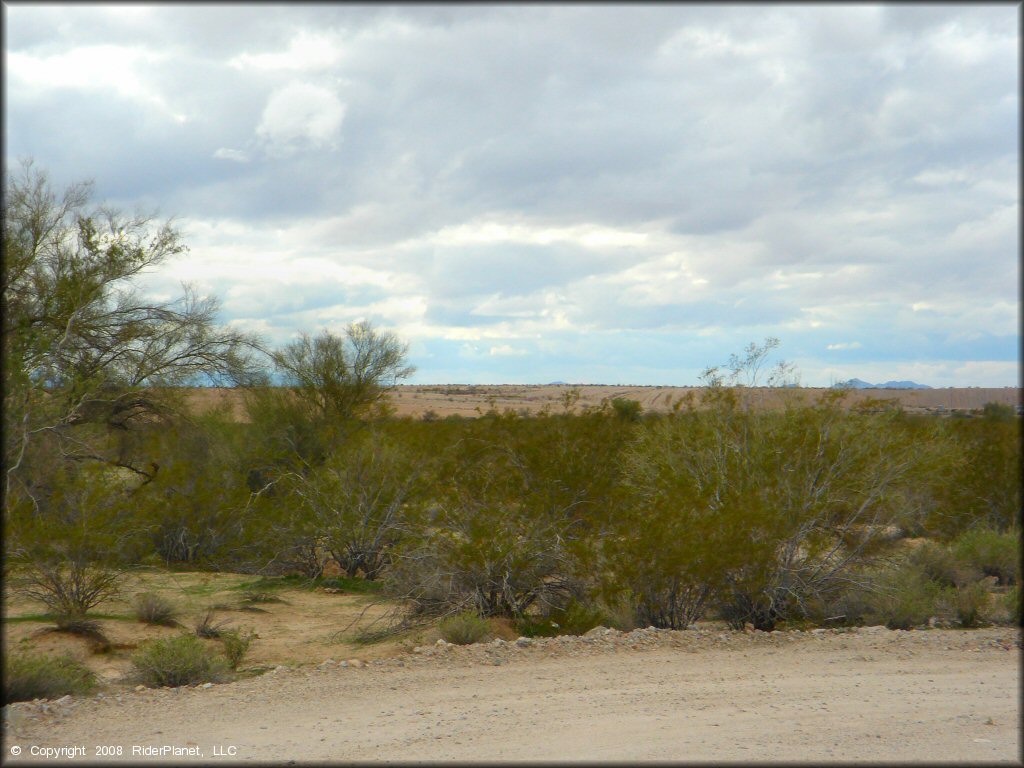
[4,626,1019,763]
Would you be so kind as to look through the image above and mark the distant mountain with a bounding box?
[876,380,932,390]
[547,380,569,386]
[834,378,932,390]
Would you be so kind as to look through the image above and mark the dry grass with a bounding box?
[181,385,1020,421]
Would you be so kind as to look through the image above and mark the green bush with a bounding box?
[194,609,232,639]
[514,600,610,637]
[949,582,989,628]
[131,635,228,688]
[132,592,180,627]
[220,629,257,670]
[865,569,945,630]
[908,541,980,588]
[952,528,1019,585]
[438,612,491,645]
[610,397,643,422]
[1004,587,1021,626]
[3,652,98,704]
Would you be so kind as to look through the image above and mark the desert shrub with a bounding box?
[219,629,257,670]
[10,559,122,618]
[370,412,626,632]
[131,635,228,688]
[4,652,98,704]
[907,541,980,588]
[1004,587,1021,626]
[193,609,232,639]
[615,379,935,632]
[553,600,608,635]
[864,568,945,630]
[239,590,286,605]
[610,397,643,422]
[948,582,989,628]
[438,612,491,645]
[635,580,713,630]
[515,600,609,637]
[952,527,1019,586]
[132,592,181,627]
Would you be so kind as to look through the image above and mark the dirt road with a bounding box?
[4,626,1019,763]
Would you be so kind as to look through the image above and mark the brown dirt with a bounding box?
[2,571,423,687]
[4,625,1019,763]
[180,385,1021,422]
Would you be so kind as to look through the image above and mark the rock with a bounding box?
[744,623,755,633]
[860,625,888,634]
[491,639,506,647]
[811,628,828,635]
[339,660,349,667]
[135,685,147,692]
[54,695,72,706]
[584,626,609,638]
[202,683,214,689]
[515,637,533,648]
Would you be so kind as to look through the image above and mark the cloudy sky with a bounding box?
[4,4,1019,386]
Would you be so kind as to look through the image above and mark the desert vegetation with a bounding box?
[3,164,1021,701]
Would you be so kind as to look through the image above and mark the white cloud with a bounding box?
[826,342,863,351]
[6,45,186,122]
[213,148,250,163]
[256,82,346,156]
[229,30,341,71]
[489,344,528,357]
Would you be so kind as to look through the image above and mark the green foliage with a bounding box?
[3,159,264,521]
[193,609,232,639]
[131,635,229,688]
[438,612,491,645]
[384,411,627,619]
[952,527,1019,585]
[610,397,643,422]
[981,402,1014,422]
[272,323,414,422]
[928,415,1021,536]
[4,652,97,704]
[1004,587,1021,626]
[949,582,989,628]
[132,592,181,627]
[864,567,945,630]
[907,541,980,588]
[515,599,610,637]
[614,384,929,631]
[219,629,257,670]
[281,431,420,580]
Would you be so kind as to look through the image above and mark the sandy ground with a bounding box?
[182,385,1022,422]
[4,626,1019,764]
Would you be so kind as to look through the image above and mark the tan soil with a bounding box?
[181,385,1021,422]
[2,571,421,686]
[4,626,1019,763]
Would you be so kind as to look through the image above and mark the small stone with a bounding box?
[202,683,214,689]
[436,639,449,646]
[339,660,349,667]
[515,637,533,648]
[54,695,72,705]
[584,626,609,638]
[811,628,828,635]
[135,685,147,692]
